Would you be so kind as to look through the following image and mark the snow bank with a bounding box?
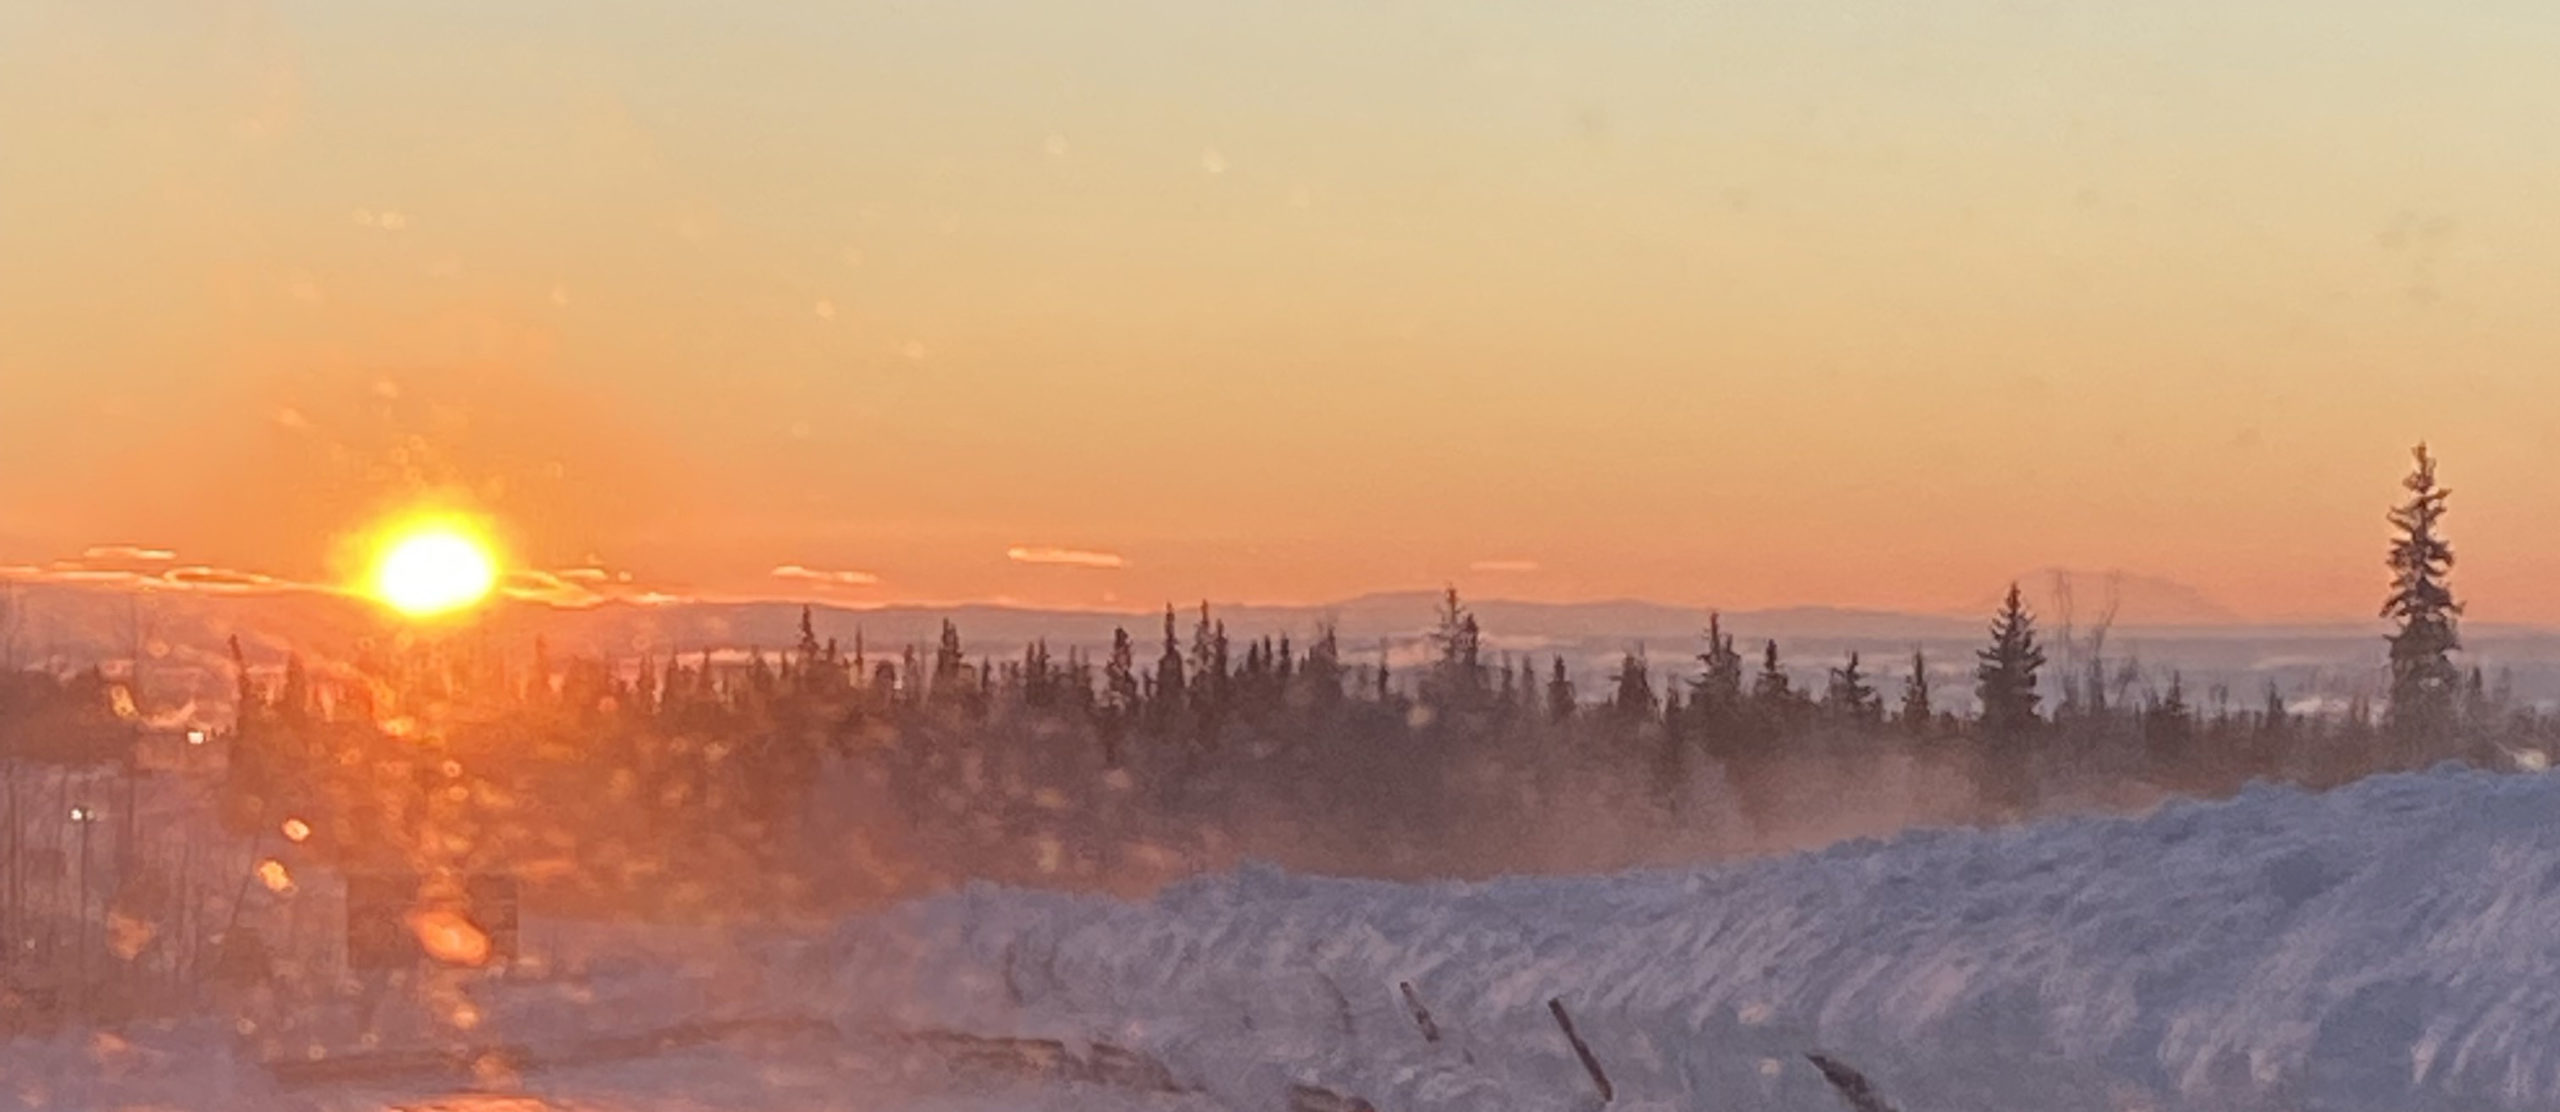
[821,766,2560,1112]
[0,1023,264,1110]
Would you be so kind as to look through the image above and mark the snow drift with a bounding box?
[821,766,2560,1112]
[15,765,2560,1110]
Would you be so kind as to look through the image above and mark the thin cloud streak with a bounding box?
[1007,546,1126,570]
[771,564,884,587]
[1470,559,1542,573]
[81,545,178,564]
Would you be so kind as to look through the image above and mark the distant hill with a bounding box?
[1968,569,2245,628]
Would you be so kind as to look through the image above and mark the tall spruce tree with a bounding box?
[1426,586,1487,708]
[1546,656,1576,723]
[1101,626,1140,765]
[1152,605,1186,733]
[795,606,824,680]
[1752,641,1793,705]
[2382,443,2462,760]
[932,619,966,700]
[1975,584,2047,738]
[2144,671,2195,768]
[1824,651,1880,727]
[1303,621,1342,705]
[1610,649,1656,723]
[1900,648,1934,736]
[1690,614,1747,750]
[1188,603,1231,735]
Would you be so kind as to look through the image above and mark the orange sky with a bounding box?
[5,1,2559,622]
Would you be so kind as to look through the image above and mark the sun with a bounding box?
[368,519,501,618]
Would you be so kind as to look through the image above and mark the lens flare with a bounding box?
[409,909,493,967]
[256,859,295,894]
[367,519,500,618]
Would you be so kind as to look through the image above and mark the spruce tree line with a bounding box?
[173,445,2538,907]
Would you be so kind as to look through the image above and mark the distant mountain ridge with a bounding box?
[1972,568,2247,628]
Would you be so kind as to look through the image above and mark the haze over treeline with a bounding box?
[1,447,2535,910]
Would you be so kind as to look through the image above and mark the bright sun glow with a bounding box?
[369,521,500,618]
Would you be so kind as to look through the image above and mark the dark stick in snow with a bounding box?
[1288,1083,1381,1112]
[1399,981,1442,1044]
[1317,970,1356,1036]
[1548,998,1613,1102]
[1805,1052,1902,1112]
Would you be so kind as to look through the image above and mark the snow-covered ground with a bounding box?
[822,766,2560,1112]
[20,766,2560,1110]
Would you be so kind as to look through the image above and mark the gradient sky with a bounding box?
[5,1,2559,620]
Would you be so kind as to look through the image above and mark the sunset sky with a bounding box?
[5,1,2560,621]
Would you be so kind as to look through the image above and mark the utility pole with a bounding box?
[69,803,95,1018]
[123,599,143,881]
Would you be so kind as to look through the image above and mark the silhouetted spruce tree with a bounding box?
[1751,641,1792,706]
[932,620,967,703]
[2143,672,2195,773]
[2260,682,2289,735]
[795,606,824,682]
[634,653,659,716]
[2460,668,2514,763]
[1823,651,1880,728]
[1152,606,1186,734]
[1690,615,1747,752]
[1975,584,2047,739]
[1188,603,1229,739]
[1425,587,1487,709]
[1101,627,1139,765]
[1899,649,1934,737]
[2382,444,2462,763]
[1546,656,1576,723]
[1302,622,1342,706]
[1610,649,1655,724]
[1970,585,2049,817]
[1023,639,1055,708]
[1066,648,1096,716]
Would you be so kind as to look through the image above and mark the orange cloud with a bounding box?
[1470,559,1542,573]
[501,569,603,607]
[160,566,297,594]
[80,545,177,564]
[499,564,673,608]
[1006,546,1126,570]
[0,552,315,597]
[771,564,882,587]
